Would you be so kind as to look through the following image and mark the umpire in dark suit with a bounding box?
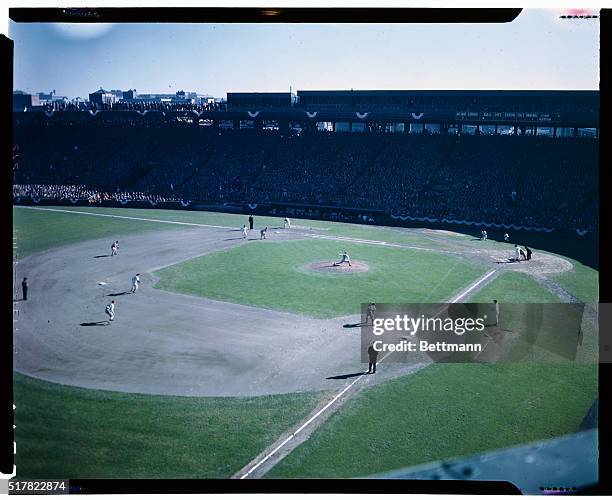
[367,343,379,374]
[249,215,254,230]
[22,277,28,301]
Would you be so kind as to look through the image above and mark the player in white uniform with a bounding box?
[105,300,116,322]
[131,273,141,293]
[284,217,291,229]
[481,230,488,241]
[515,244,526,262]
[504,233,510,242]
[334,251,352,267]
[260,226,268,240]
[111,240,119,256]
[242,225,248,239]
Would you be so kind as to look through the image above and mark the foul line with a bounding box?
[450,268,498,302]
[239,370,367,479]
[20,206,464,254]
[238,267,499,479]
[15,206,236,230]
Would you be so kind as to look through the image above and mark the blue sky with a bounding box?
[10,9,599,98]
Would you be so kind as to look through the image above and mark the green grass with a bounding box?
[16,206,452,248]
[13,373,326,479]
[154,239,486,318]
[266,363,598,478]
[550,259,599,304]
[468,272,561,303]
[13,207,180,258]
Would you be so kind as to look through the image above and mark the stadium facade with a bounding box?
[14,89,599,134]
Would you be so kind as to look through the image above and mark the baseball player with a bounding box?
[105,300,116,322]
[334,251,352,267]
[504,233,510,242]
[515,244,527,262]
[242,225,248,239]
[493,299,500,326]
[284,217,291,229]
[481,230,488,241]
[366,303,377,324]
[131,273,141,293]
[111,240,119,256]
[260,226,268,240]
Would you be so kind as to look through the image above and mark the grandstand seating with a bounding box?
[13,124,599,231]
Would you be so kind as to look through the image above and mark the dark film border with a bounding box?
[9,7,521,24]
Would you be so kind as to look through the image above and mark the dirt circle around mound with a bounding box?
[487,250,573,275]
[304,260,371,274]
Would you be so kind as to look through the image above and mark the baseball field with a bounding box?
[12,206,598,479]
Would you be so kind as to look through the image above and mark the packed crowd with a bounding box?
[13,184,182,204]
[13,124,599,231]
[42,100,226,113]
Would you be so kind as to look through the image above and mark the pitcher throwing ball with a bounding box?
[334,250,352,267]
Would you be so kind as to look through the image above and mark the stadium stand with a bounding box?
[13,122,598,232]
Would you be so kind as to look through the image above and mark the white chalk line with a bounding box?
[20,206,463,254]
[237,267,499,479]
[450,268,498,302]
[308,233,457,254]
[15,206,236,230]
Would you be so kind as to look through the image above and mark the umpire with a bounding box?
[22,277,28,301]
[249,214,254,230]
[367,343,379,374]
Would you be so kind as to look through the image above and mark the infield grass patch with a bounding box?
[154,239,487,318]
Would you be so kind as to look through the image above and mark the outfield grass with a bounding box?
[13,207,180,258]
[468,272,561,303]
[13,373,326,479]
[266,363,598,478]
[16,206,455,248]
[154,239,486,318]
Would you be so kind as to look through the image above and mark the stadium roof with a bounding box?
[296,90,598,97]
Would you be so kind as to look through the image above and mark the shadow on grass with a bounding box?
[343,322,367,328]
[94,255,111,258]
[107,291,131,297]
[80,321,109,327]
[326,372,365,380]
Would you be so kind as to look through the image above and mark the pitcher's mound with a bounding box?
[305,260,370,274]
